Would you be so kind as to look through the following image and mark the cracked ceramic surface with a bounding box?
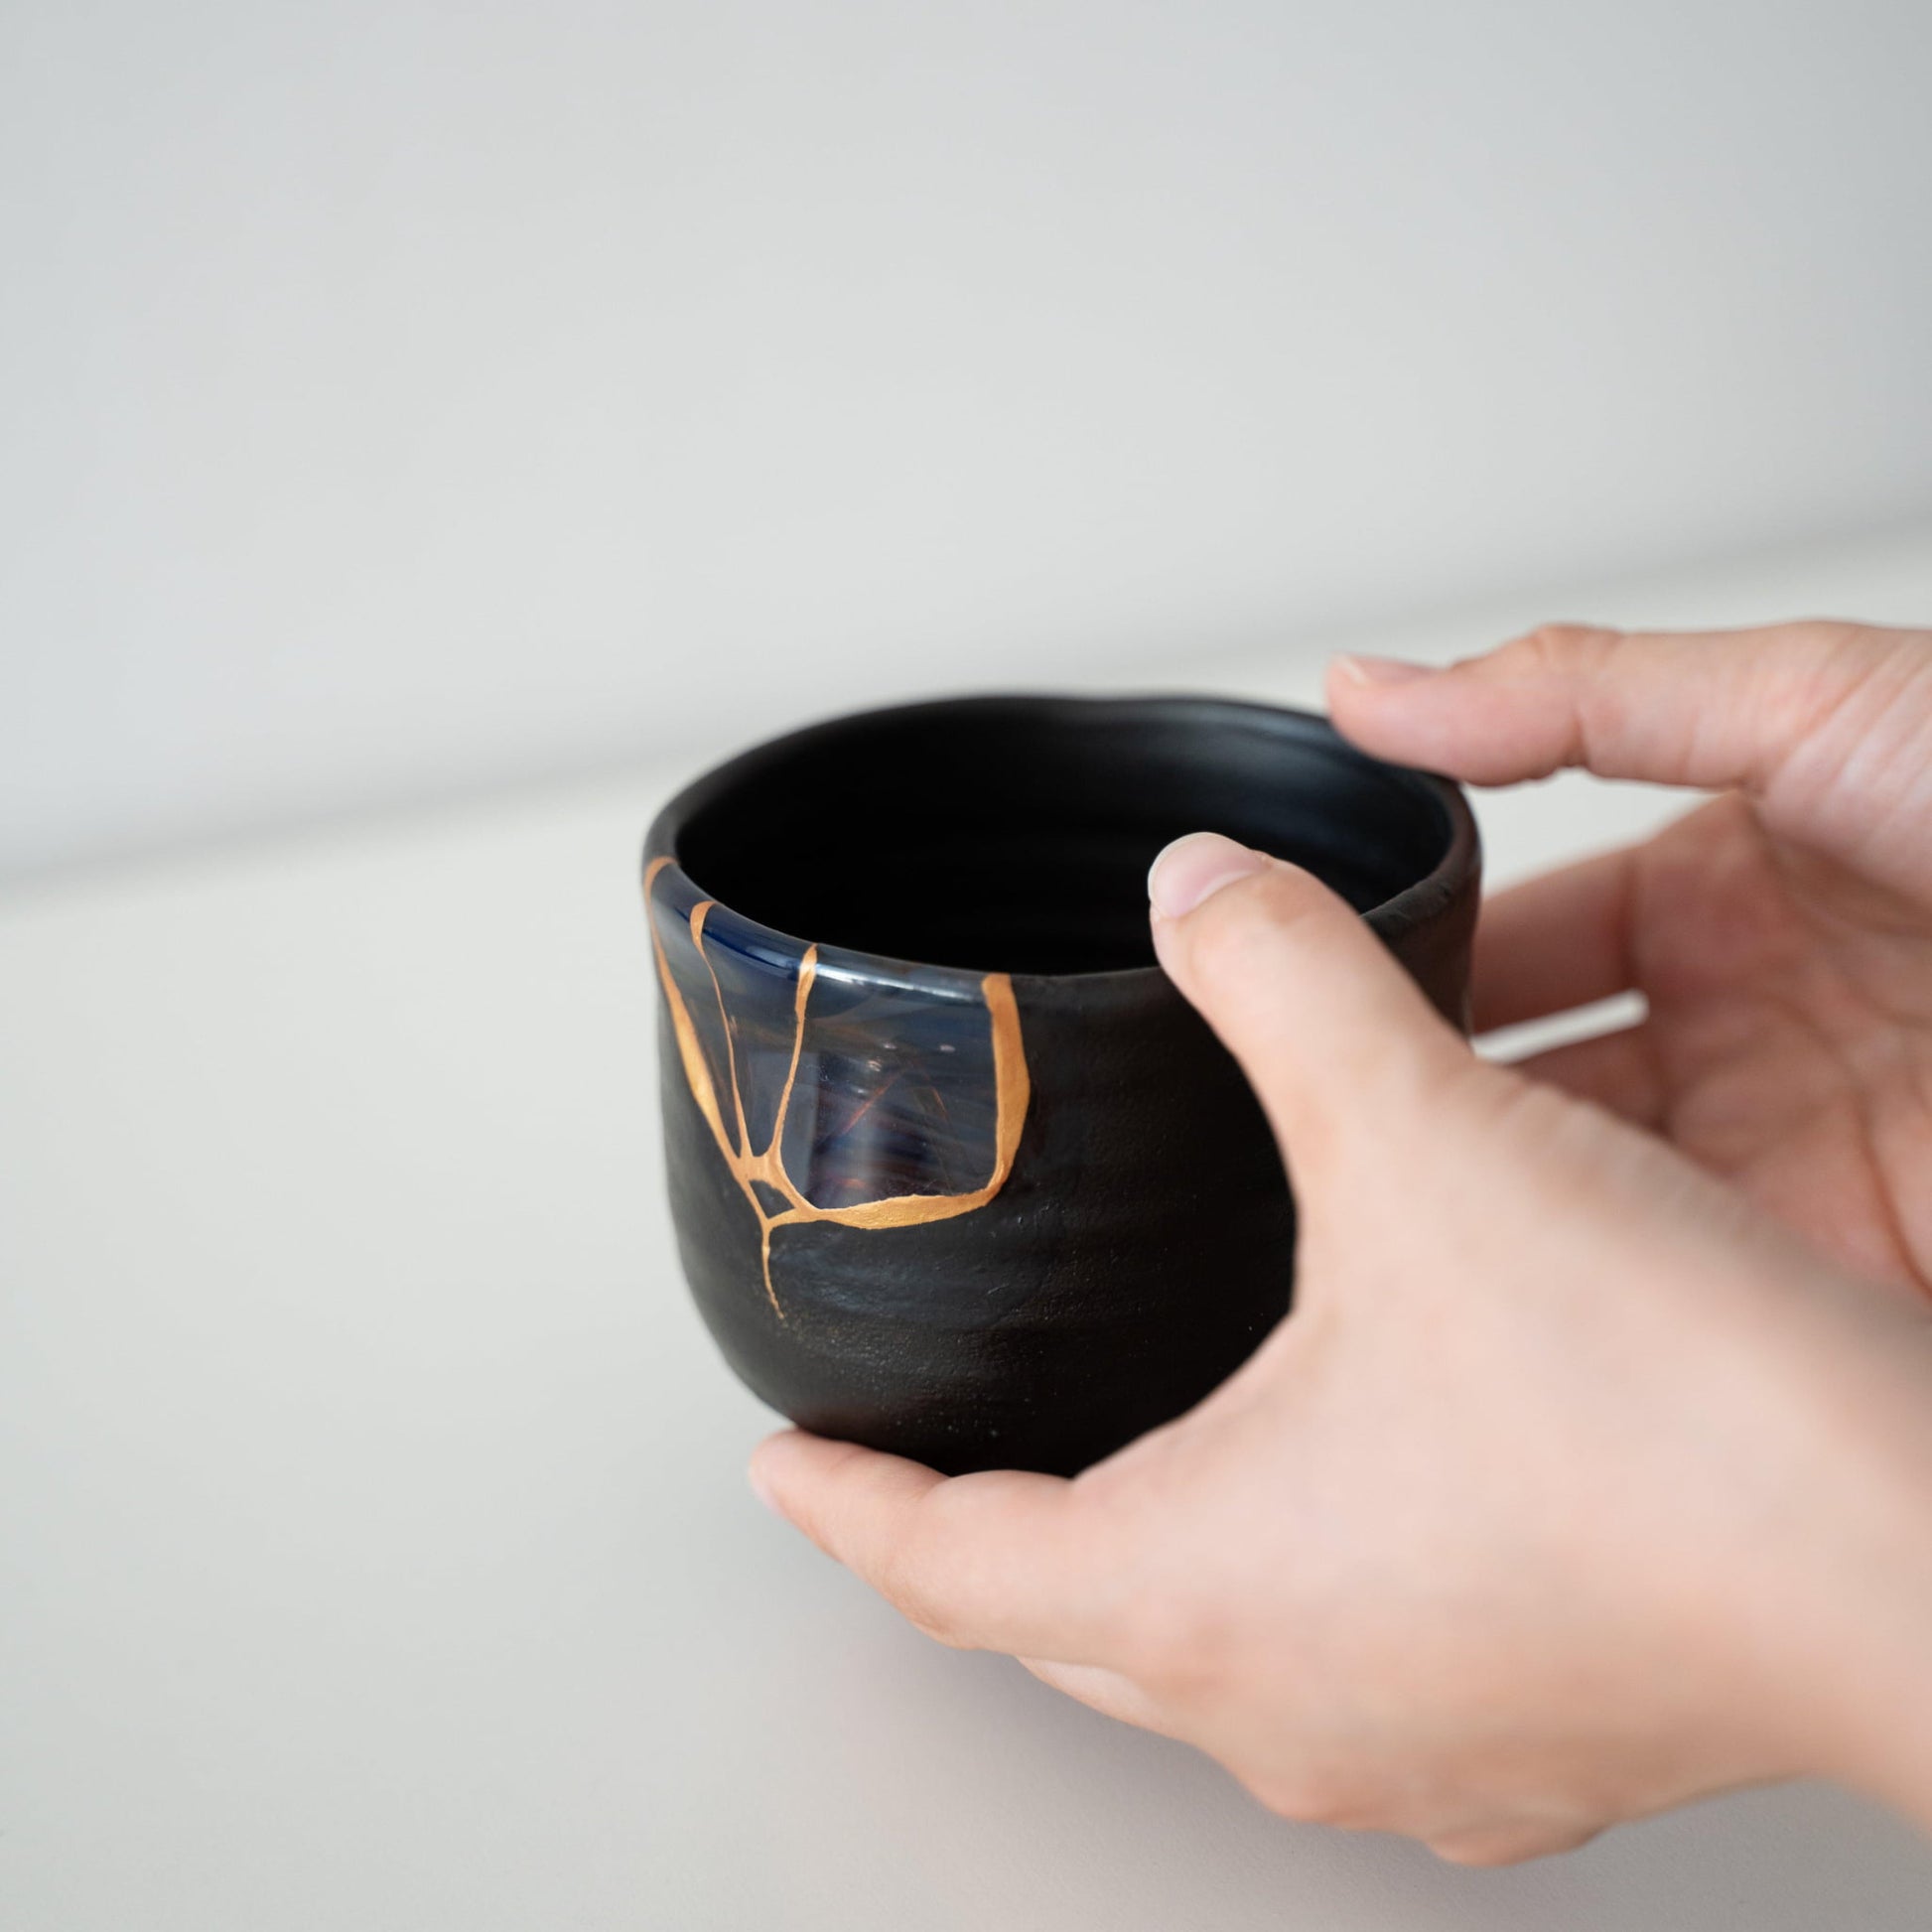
[645,854,1030,1317]
[644,695,1478,1475]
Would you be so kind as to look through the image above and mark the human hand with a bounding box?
[1329,621,1932,1299]
[752,832,1932,1863]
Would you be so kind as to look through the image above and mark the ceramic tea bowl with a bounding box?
[643,695,1478,1476]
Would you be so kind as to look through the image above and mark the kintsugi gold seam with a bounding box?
[644,857,1031,1317]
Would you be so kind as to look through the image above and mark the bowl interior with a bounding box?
[673,699,1455,976]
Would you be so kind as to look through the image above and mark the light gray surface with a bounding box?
[6,0,1932,874]
[6,556,1932,1926]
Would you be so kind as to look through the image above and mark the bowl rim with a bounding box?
[643,691,1481,996]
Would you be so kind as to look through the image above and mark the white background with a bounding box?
[7,542,1932,1929]
[7,2,1932,1924]
[4,0,1931,877]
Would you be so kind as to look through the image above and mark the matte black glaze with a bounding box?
[644,695,1479,1475]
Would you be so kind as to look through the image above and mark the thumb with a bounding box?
[1148,832,1472,1177]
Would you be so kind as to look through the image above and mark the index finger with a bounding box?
[750,1431,1130,1665]
[1326,619,1914,794]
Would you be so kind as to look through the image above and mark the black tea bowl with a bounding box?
[643,695,1478,1476]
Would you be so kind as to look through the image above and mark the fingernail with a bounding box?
[1148,832,1269,919]
[1333,653,1436,687]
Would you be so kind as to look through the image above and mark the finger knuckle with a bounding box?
[1777,615,1866,657]
[1243,1758,1387,1829]
[1497,621,1618,677]
[1428,1821,1587,1866]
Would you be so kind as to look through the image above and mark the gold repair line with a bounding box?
[752,946,819,1216]
[691,899,752,1162]
[761,967,1028,1234]
[645,868,792,1313]
[983,970,1031,1183]
[644,862,731,1157]
[644,860,1031,1318]
[766,944,817,1160]
[724,941,818,1312]
[646,878,778,1312]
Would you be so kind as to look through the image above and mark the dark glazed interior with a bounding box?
[673,697,1457,975]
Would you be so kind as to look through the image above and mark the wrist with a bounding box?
[1758,1309,1932,1823]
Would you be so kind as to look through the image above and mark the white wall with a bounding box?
[3,0,1930,877]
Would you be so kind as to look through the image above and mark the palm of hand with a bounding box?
[1532,792,1932,1295]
